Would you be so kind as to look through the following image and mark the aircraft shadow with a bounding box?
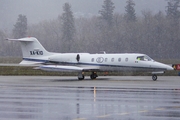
[51,77,111,82]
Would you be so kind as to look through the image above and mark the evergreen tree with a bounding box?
[99,0,115,26]
[166,0,180,20]
[124,0,136,22]
[166,0,180,56]
[13,14,27,38]
[61,2,75,52]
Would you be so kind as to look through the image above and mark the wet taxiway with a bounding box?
[0,76,180,120]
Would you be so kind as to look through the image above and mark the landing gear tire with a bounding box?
[78,72,85,80]
[90,72,98,80]
[78,75,84,80]
[90,75,96,79]
[152,74,157,81]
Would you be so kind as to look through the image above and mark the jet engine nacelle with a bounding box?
[49,54,77,63]
[48,53,90,63]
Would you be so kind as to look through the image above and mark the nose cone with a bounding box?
[166,65,174,71]
[154,62,174,71]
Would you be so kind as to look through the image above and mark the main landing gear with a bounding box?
[152,74,157,81]
[78,72,85,80]
[90,72,98,80]
[78,72,98,80]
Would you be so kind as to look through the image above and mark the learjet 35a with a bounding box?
[6,37,174,81]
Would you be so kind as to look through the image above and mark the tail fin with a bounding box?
[6,37,52,64]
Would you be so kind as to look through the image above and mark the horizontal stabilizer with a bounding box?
[19,60,44,65]
[38,65,83,72]
[6,37,34,42]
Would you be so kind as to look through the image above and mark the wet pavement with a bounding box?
[0,76,180,120]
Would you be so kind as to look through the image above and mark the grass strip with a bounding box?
[0,66,179,76]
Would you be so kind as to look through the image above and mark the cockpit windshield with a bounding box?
[137,55,153,61]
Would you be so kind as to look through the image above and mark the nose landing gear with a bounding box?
[152,74,157,81]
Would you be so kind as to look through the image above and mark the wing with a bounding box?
[36,65,100,72]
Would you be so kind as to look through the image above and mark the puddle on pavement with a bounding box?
[0,84,180,120]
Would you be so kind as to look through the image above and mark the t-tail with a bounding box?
[6,37,53,65]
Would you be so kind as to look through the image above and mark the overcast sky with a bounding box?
[0,0,167,30]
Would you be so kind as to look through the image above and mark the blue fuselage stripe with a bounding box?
[22,58,166,71]
[23,58,48,63]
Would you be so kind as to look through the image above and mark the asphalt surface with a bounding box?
[0,76,180,120]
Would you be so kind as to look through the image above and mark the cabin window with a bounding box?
[91,58,94,62]
[125,58,128,62]
[118,58,121,62]
[105,58,108,62]
[137,56,144,61]
[137,56,153,61]
[111,58,114,62]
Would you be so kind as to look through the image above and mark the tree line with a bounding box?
[0,0,180,59]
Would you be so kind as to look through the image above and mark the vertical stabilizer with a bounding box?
[6,37,52,64]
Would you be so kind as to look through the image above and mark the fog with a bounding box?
[0,0,167,30]
[1,0,180,59]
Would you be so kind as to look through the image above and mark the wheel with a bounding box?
[152,74,157,81]
[90,72,98,80]
[78,72,85,80]
[90,74,96,79]
[78,75,84,80]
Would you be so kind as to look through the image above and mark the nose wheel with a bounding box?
[152,74,157,81]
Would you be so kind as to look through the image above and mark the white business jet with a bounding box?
[6,37,173,81]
